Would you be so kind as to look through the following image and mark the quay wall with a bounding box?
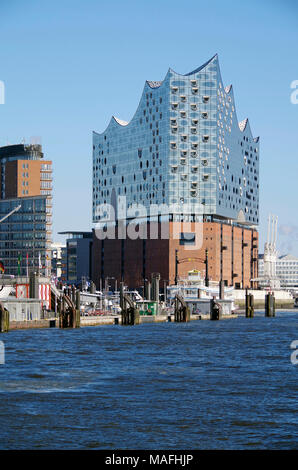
[233,289,294,309]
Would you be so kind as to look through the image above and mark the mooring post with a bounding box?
[174,249,179,285]
[246,291,254,318]
[120,282,124,310]
[152,273,160,315]
[144,280,151,301]
[245,289,249,317]
[90,281,96,294]
[205,249,209,287]
[0,305,9,333]
[210,298,221,320]
[72,285,76,303]
[265,293,275,317]
[249,294,254,318]
[219,280,225,300]
[75,289,81,328]
[29,271,39,299]
[174,295,190,322]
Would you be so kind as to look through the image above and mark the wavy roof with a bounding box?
[113,116,128,126]
[95,55,259,141]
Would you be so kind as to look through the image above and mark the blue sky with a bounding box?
[0,0,297,255]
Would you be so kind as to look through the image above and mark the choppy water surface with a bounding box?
[0,312,297,449]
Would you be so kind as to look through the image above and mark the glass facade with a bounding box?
[0,196,52,276]
[93,55,259,225]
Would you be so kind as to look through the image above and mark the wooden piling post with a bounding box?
[144,280,151,301]
[75,290,81,328]
[249,294,254,317]
[120,282,124,310]
[245,292,254,318]
[174,295,190,322]
[0,304,9,333]
[29,271,39,299]
[210,298,221,320]
[265,293,275,317]
[120,292,140,326]
[219,280,225,300]
[151,273,160,315]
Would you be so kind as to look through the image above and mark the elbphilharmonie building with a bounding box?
[92,55,259,289]
[93,54,259,225]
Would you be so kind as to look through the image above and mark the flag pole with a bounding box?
[26,253,29,278]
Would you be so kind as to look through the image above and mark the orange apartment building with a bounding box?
[0,144,52,276]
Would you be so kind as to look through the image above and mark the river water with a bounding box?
[0,312,297,449]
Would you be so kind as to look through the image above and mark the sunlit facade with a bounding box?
[92,54,259,225]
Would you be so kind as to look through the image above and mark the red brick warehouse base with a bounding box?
[91,221,258,290]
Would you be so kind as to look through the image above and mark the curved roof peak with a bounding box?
[239,118,249,132]
[183,54,218,76]
[112,116,128,126]
[146,80,162,89]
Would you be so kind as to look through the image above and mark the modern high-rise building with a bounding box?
[92,55,259,288]
[0,143,52,276]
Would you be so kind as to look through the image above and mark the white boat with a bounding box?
[167,270,236,312]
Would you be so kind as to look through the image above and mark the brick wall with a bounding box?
[92,222,258,289]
